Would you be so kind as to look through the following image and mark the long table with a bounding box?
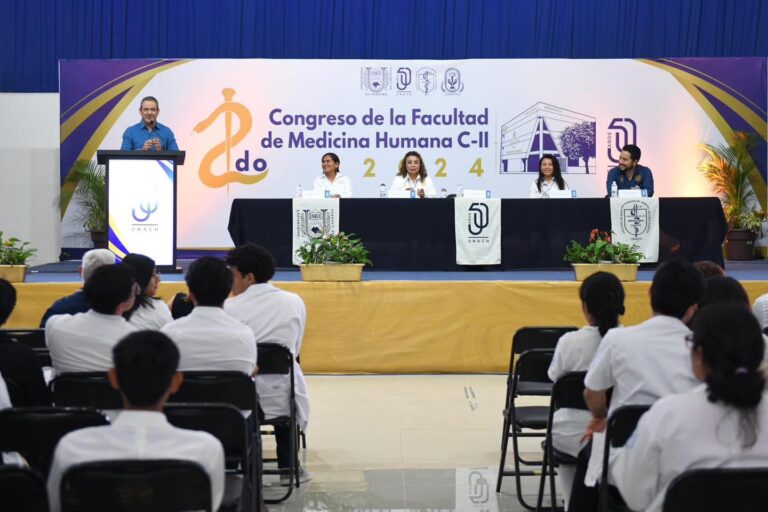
[228,198,727,270]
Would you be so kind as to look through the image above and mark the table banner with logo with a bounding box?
[291,198,340,265]
[610,197,659,262]
[454,198,501,265]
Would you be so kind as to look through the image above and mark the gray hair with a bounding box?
[81,249,116,282]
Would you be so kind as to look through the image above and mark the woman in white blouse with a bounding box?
[312,152,352,198]
[612,304,768,512]
[121,253,172,330]
[547,271,625,506]
[389,151,436,198]
[529,154,569,198]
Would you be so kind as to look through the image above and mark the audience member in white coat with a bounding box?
[569,258,706,511]
[47,331,224,512]
[752,291,768,330]
[122,253,172,330]
[548,271,625,507]
[223,243,311,485]
[613,304,768,512]
[46,264,139,373]
[162,256,256,373]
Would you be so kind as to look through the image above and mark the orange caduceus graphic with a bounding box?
[194,88,269,188]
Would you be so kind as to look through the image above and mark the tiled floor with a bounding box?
[262,374,560,511]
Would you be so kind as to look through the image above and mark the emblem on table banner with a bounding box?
[292,198,340,265]
[455,198,501,265]
[610,197,659,262]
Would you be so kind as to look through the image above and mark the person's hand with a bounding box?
[153,138,162,151]
[251,365,259,376]
[417,188,425,198]
[142,139,154,150]
[579,417,607,443]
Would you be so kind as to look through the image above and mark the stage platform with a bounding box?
[8,260,768,374]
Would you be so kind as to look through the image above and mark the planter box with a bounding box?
[572,263,638,282]
[0,265,27,283]
[300,263,364,282]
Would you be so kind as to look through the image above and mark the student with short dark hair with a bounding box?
[161,257,256,373]
[613,304,768,512]
[46,264,138,373]
[0,279,50,405]
[47,330,224,512]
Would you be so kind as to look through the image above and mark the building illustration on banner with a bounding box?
[499,102,596,175]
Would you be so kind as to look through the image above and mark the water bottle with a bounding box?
[296,183,303,198]
[440,188,447,199]
[379,183,387,198]
[610,181,618,198]
[457,182,464,198]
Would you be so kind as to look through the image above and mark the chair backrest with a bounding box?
[0,407,109,476]
[50,372,122,409]
[600,404,651,510]
[256,342,293,375]
[60,459,212,512]
[550,371,588,414]
[514,349,555,386]
[2,328,51,367]
[662,467,768,512]
[512,326,578,356]
[0,466,48,512]
[168,371,257,413]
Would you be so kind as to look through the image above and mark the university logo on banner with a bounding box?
[291,198,340,265]
[610,198,659,262]
[455,198,501,265]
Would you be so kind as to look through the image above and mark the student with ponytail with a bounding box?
[547,271,626,505]
[613,304,768,512]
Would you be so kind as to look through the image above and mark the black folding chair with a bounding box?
[60,459,212,512]
[165,403,255,512]
[539,371,588,511]
[510,327,578,395]
[497,348,556,510]
[0,406,109,476]
[167,370,261,510]
[662,467,768,512]
[1,328,51,367]
[49,372,122,409]
[0,466,48,512]
[257,342,300,504]
[599,404,650,512]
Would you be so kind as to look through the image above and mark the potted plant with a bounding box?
[698,131,762,260]
[58,159,107,248]
[564,229,644,281]
[0,231,37,283]
[296,231,372,281]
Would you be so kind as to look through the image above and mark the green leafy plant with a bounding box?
[296,232,372,265]
[58,159,106,232]
[0,231,37,265]
[698,131,761,232]
[564,229,643,264]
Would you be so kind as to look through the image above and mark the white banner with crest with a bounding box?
[292,198,340,265]
[454,198,501,265]
[610,197,659,262]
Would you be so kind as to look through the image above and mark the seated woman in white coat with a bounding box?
[389,150,436,198]
[612,304,768,512]
[121,253,172,330]
[547,271,625,507]
[528,154,569,198]
[312,152,352,198]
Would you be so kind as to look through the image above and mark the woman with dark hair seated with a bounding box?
[121,253,172,330]
[389,150,436,198]
[612,304,768,512]
[528,154,569,198]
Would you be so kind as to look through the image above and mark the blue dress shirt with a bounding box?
[606,164,654,197]
[121,121,179,151]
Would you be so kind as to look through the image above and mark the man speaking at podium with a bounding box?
[121,96,179,151]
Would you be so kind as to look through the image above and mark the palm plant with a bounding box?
[698,131,760,230]
[59,159,107,232]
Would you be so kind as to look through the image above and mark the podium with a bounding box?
[96,150,185,269]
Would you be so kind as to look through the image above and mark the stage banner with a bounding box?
[291,198,339,265]
[58,58,766,249]
[455,198,501,265]
[610,197,660,262]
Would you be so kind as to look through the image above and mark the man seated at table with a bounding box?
[605,144,654,197]
[39,249,116,327]
[46,264,138,373]
[47,330,225,512]
[161,256,256,373]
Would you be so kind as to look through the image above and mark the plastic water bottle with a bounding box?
[296,183,303,198]
[440,188,447,199]
[457,182,464,198]
[610,181,618,198]
[379,183,387,198]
